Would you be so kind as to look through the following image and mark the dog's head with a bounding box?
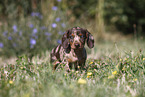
[62,27,94,50]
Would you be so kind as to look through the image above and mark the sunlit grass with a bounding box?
[0,43,145,97]
[0,1,145,97]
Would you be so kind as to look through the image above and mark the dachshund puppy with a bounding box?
[50,27,94,70]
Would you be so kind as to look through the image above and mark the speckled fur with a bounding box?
[50,27,94,70]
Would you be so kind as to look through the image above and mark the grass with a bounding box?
[0,40,145,97]
[0,1,145,97]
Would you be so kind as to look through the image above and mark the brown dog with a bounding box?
[50,27,94,70]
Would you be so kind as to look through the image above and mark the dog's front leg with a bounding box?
[78,60,86,70]
[53,61,61,70]
[64,62,70,71]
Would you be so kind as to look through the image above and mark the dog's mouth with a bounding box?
[74,43,80,48]
[71,43,84,49]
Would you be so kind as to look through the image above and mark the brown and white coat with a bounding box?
[50,27,94,70]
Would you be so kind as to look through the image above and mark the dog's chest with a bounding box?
[65,51,78,63]
[59,46,86,63]
[60,48,82,63]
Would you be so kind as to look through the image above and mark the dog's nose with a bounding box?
[75,43,80,48]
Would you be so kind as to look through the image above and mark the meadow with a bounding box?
[0,1,145,97]
[0,40,145,97]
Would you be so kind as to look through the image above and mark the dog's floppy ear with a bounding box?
[85,29,94,48]
[61,30,70,49]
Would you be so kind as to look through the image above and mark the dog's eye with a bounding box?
[80,35,84,38]
[70,36,74,39]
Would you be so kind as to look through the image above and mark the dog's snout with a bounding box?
[74,36,80,42]
[75,43,80,48]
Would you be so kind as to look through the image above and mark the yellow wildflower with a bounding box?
[143,58,145,60]
[120,58,123,62]
[87,72,92,78]
[64,73,67,76]
[9,80,13,84]
[112,71,117,75]
[133,78,137,81]
[20,66,23,70]
[89,62,93,65]
[78,78,87,84]
[77,66,80,69]
[87,72,92,76]
[87,76,90,78]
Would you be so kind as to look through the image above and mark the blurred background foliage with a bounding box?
[0,0,145,58]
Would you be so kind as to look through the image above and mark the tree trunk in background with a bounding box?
[41,0,67,27]
[41,0,54,26]
[32,0,37,10]
[96,0,105,40]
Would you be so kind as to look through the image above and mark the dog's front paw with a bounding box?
[64,64,70,71]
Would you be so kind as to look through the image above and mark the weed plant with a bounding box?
[0,49,144,97]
